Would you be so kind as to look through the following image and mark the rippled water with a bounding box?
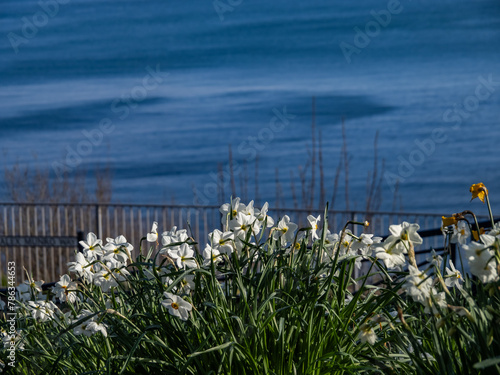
[1,0,499,215]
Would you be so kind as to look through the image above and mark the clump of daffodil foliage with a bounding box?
[1,184,500,374]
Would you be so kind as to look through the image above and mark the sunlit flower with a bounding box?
[386,222,423,253]
[451,221,471,245]
[402,266,433,304]
[203,244,221,266]
[16,280,43,302]
[68,252,94,282]
[168,243,197,269]
[426,249,442,268]
[161,292,192,321]
[470,182,488,203]
[374,239,406,269]
[86,322,108,337]
[273,215,298,245]
[307,215,321,241]
[79,232,103,260]
[52,274,78,303]
[423,289,447,315]
[147,222,159,243]
[463,235,499,283]
[255,202,274,227]
[220,197,246,225]
[208,229,234,255]
[445,260,463,289]
[73,310,107,337]
[160,226,189,254]
[93,270,118,292]
[229,212,259,239]
[103,235,133,263]
[27,300,57,322]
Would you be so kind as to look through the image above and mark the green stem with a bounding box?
[485,193,495,229]
[463,211,482,244]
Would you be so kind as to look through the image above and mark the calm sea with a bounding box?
[1,0,500,216]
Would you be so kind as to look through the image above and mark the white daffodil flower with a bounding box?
[229,212,259,239]
[147,222,159,243]
[68,252,95,282]
[177,274,196,295]
[16,280,43,302]
[52,274,78,303]
[386,222,423,253]
[161,292,192,321]
[168,243,197,269]
[358,323,377,345]
[255,202,274,228]
[273,215,298,246]
[307,215,321,241]
[86,322,108,337]
[321,229,339,250]
[160,226,189,254]
[450,221,471,245]
[2,329,25,351]
[208,229,234,255]
[93,270,118,292]
[374,239,406,270]
[79,232,103,261]
[463,235,499,284]
[27,300,57,322]
[426,249,443,269]
[203,244,222,266]
[103,235,133,263]
[73,310,107,337]
[445,260,463,289]
[402,266,433,305]
[423,289,447,315]
[349,233,372,252]
[242,200,255,216]
[220,197,246,226]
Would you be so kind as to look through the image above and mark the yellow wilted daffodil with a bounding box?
[442,216,458,227]
[470,183,488,203]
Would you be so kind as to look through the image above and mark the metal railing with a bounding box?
[0,202,483,284]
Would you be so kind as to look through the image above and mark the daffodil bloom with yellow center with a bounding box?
[161,292,193,321]
[273,215,298,245]
[307,215,321,241]
[470,183,488,203]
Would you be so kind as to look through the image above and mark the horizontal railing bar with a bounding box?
[382,218,498,240]
[0,202,475,218]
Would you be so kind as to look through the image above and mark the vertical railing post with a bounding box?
[77,231,85,253]
[450,242,457,267]
[95,204,102,239]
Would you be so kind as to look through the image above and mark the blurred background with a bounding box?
[1,0,500,215]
